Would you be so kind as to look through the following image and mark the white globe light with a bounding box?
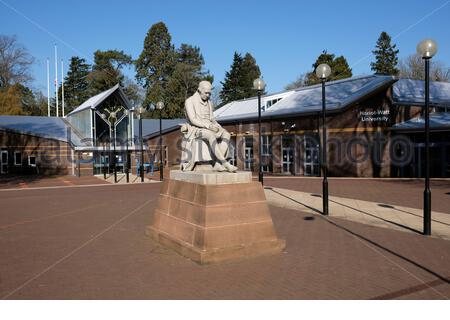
[253,78,266,91]
[100,113,106,119]
[316,64,332,79]
[156,101,164,110]
[417,39,438,58]
[137,106,145,114]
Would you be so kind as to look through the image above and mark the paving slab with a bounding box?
[265,186,450,240]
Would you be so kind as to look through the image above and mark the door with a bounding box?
[1,150,8,174]
[282,148,294,174]
[304,143,320,176]
[244,147,253,171]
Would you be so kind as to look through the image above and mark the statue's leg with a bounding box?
[218,130,230,157]
[202,130,227,162]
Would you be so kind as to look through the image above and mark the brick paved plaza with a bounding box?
[0,176,449,299]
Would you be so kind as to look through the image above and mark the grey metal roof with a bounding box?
[213,91,295,119]
[392,79,450,106]
[135,118,186,139]
[0,115,85,145]
[215,75,396,122]
[392,112,450,130]
[66,84,133,117]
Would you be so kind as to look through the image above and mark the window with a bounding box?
[261,135,272,155]
[14,152,22,166]
[264,98,282,111]
[28,156,36,167]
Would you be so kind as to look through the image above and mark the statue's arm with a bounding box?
[209,102,220,126]
[185,99,211,129]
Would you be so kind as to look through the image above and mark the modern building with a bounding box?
[0,84,183,177]
[1,75,449,178]
[146,75,450,178]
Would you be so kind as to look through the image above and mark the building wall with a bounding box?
[143,86,449,178]
[0,130,74,175]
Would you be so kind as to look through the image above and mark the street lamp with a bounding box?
[110,111,117,183]
[124,109,130,183]
[417,39,438,235]
[316,63,331,216]
[100,113,107,179]
[253,78,266,184]
[156,101,165,181]
[137,106,146,182]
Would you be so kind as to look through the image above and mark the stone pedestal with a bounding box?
[146,170,286,264]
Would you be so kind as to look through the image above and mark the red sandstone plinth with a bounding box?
[146,171,286,264]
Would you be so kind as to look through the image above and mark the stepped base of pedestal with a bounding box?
[146,171,286,264]
[146,226,285,264]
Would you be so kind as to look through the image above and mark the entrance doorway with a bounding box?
[304,138,320,176]
[244,136,254,171]
[1,150,7,174]
[281,135,295,174]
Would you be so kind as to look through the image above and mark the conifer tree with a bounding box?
[164,44,213,118]
[304,50,352,85]
[89,50,132,94]
[370,31,399,75]
[135,22,176,118]
[220,52,262,106]
[61,56,91,111]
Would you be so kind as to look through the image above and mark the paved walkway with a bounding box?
[0,183,449,299]
[265,187,450,241]
[264,177,450,214]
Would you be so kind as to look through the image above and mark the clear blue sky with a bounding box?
[1,0,449,95]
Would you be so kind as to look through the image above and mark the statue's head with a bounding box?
[197,81,212,102]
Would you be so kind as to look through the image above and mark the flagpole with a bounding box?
[47,58,50,117]
[61,59,65,117]
[55,45,59,117]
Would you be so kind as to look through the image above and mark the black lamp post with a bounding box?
[110,111,117,183]
[100,113,108,180]
[136,106,146,182]
[417,39,438,235]
[103,141,107,179]
[253,78,266,184]
[156,101,165,181]
[124,109,130,183]
[316,63,331,216]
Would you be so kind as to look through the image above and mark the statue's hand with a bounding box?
[209,123,220,133]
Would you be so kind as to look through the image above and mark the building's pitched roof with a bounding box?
[66,84,133,116]
[392,79,450,106]
[214,75,396,122]
[213,91,295,119]
[392,112,450,130]
[0,115,85,145]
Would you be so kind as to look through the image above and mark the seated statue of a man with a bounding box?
[180,81,237,172]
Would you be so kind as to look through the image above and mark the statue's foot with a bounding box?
[213,162,227,172]
[223,162,238,173]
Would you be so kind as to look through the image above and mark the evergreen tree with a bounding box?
[164,44,213,118]
[220,52,243,106]
[239,53,263,98]
[220,52,262,106]
[304,50,352,85]
[135,22,176,117]
[61,56,91,111]
[89,50,132,94]
[370,31,399,75]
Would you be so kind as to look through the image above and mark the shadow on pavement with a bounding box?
[378,203,450,227]
[271,188,450,299]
